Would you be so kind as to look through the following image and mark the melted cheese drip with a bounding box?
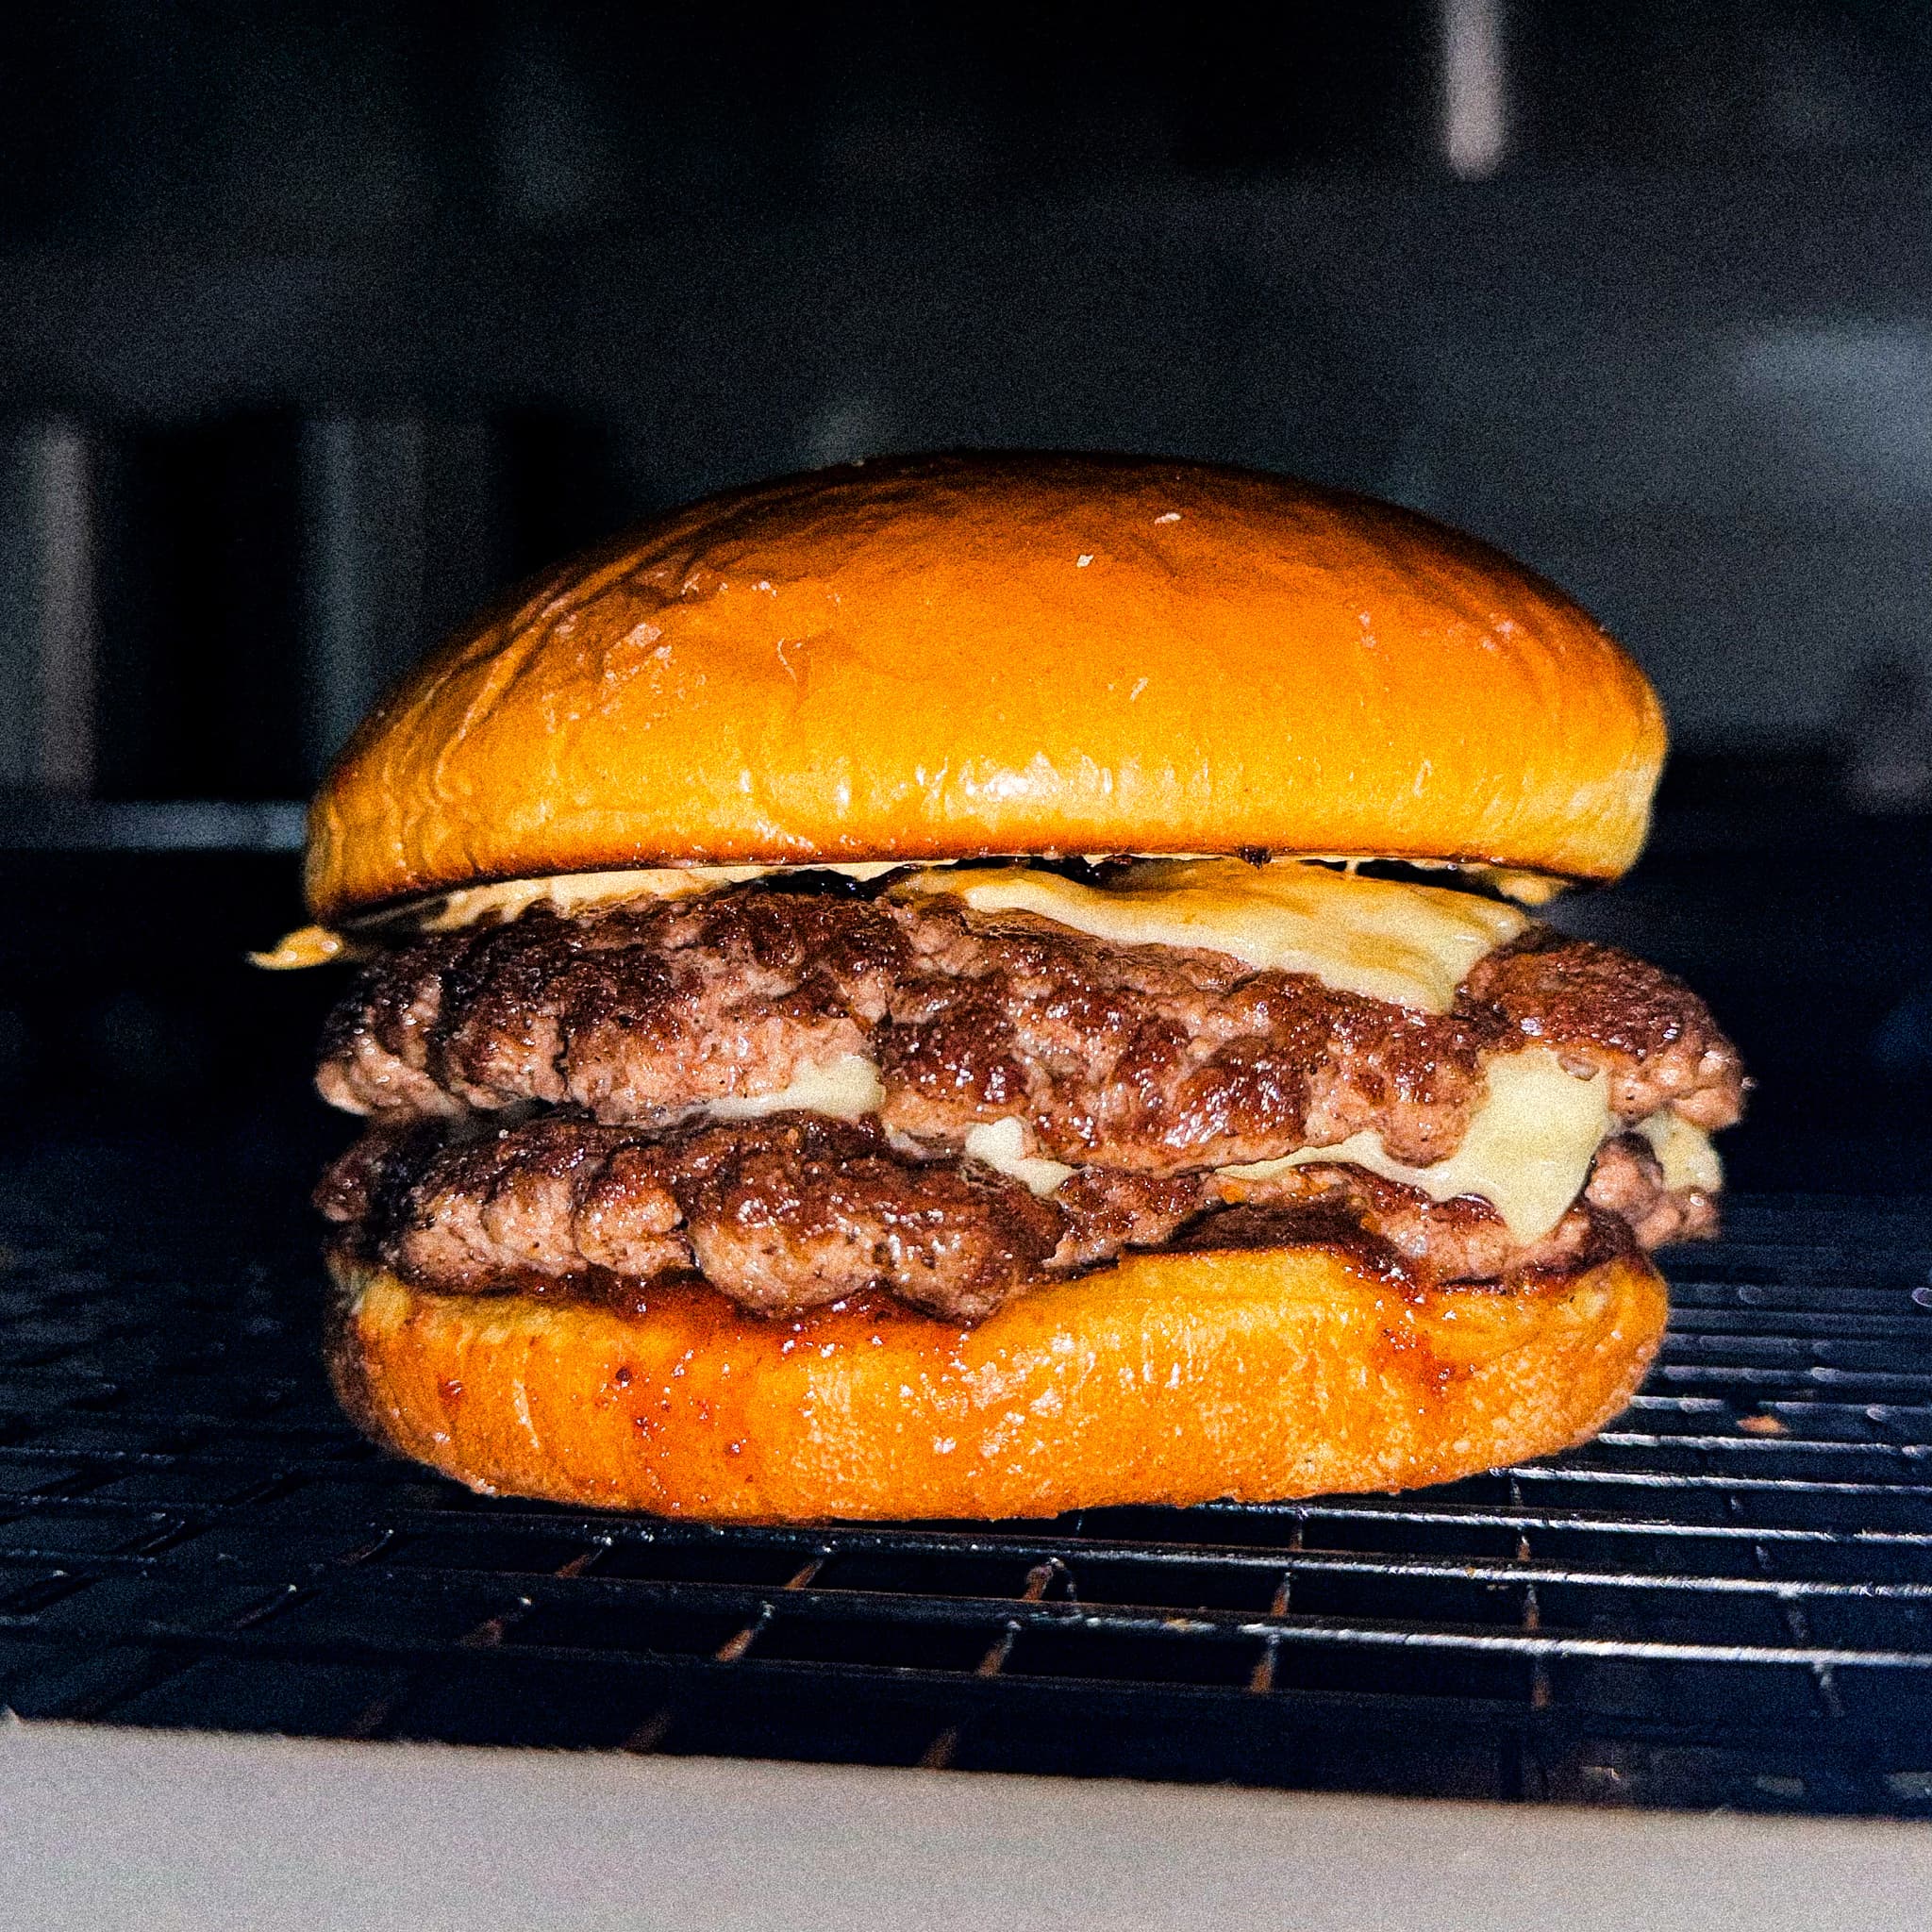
[964,1117,1078,1198]
[1638,1109,1723,1194]
[248,924,347,970]
[701,1054,884,1123]
[1220,1048,1612,1242]
[897,859,1527,1012]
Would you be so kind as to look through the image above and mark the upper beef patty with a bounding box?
[317,882,1743,1169]
[310,875,1743,1322]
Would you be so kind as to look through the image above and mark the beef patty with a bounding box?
[312,877,1741,1323]
[319,1109,1710,1324]
[317,882,1743,1168]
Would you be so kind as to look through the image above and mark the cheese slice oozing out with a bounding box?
[689,1053,1707,1245]
[264,857,1541,999]
[1220,1048,1613,1242]
[688,1049,1698,1246]
[964,1117,1078,1198]
[1637,1108,1723,1194]
[897,859,1527,1012]
[700,1054,885,1123]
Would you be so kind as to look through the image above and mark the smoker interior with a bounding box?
[2,1131,1929,1818]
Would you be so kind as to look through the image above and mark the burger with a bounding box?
[268,452,1743,1521]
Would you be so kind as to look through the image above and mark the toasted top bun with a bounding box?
[305,452,1667,921]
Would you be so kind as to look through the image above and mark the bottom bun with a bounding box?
[325,1242,1667,1522]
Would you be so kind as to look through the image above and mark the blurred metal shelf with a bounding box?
[4,162,1930,386]
[0,798,305,852]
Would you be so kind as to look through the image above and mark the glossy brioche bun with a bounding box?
[305,452,1666,921]
[326,1244,1667,1522]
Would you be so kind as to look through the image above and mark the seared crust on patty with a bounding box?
[316,883,1745,1171]
[1462,932,1743,1130]
[318,1110,1709,1324]
[321,1114,1065,1322]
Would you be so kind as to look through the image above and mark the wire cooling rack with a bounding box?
[2,1139,1930,1814]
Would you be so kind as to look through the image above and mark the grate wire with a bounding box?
[4,1144,1932,1809]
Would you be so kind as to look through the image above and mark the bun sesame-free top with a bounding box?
[305,452,1665,920]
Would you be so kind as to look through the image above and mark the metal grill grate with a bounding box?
[4,1142,1932,1814]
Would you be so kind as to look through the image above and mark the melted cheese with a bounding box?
[371,864,904,936]
[267,855,1551,967]
[1637,1109,1724,1194]
[1220,1048,1612,1242]
[964,1117,1077,1198]
[248,924,348,970]
[701,1054,884,1123]
[897,859,1527,1012]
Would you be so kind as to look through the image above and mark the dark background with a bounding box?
[2,1,1929,1193]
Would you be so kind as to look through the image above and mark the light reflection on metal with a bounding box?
[300,418,503,782]
[33,423,96,797]
[1441,0,1508,180]
[302,419,428,782]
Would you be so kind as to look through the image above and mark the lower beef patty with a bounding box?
[319,1110,1713,1324]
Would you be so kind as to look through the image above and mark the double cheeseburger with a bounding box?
[274,452,1743,1521]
